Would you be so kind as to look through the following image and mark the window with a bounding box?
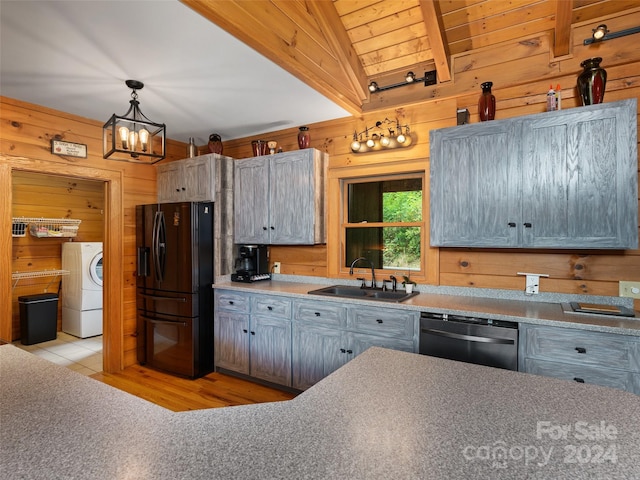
[342,174,424,273]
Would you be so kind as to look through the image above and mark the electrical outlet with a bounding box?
[619,281,640,299]
[273,262,281,274]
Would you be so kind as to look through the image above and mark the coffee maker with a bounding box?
[231,245,270,283]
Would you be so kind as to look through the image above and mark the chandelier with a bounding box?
[103,80,166,163]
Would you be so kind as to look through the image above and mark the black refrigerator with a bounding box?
[136,202,214,378]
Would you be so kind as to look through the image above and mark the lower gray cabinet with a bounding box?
[519,324,640,394]
[291,298,418,390]
[215,290,292,387]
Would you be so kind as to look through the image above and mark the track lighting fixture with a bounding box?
[349,118,412,154]
[583,23,640,45]
[367,70,437,94]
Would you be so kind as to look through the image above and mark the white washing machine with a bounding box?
[61,242,103,338]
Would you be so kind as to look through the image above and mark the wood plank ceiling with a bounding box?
[182,0,639,114]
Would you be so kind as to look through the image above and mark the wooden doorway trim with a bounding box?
[1,156,123,373]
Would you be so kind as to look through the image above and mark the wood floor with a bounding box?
[91,365,297,412]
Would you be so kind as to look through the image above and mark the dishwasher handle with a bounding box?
[421,327,516,345]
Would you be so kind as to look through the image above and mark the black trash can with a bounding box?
[19,293,59,345]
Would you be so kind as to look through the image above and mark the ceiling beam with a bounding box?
[305,0,369,103]
[181,0,363,115]
[419,0,451,83]
[553,0,573,57]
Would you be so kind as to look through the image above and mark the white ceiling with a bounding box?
[0,0,350,146]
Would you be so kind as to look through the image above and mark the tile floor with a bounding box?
[12,332,103,375]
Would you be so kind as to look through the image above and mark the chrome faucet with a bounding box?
[349,257,377,289]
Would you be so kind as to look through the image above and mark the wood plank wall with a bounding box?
[11,172,104,340]
[220,10,640,311]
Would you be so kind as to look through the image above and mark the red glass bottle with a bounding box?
[478,82,496,121]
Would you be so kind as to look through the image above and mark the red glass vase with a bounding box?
[577,57,607,106]
[478,82,496,121]
[298,126,310,149]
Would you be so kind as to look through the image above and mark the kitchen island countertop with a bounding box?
[2,344,640,479]
[213,279,640,336]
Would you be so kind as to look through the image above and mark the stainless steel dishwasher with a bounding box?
[419,312,518,370]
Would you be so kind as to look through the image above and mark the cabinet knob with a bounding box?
[508,222,516,228]
[228,301,234,305]
[524,222,532,228]
[267,306,273,311]
[376,319,383,324]
[314,312,321,317]
[573,377,585,383]
[243,329,248,333]
[575,347,586,354]
[251,331,255,335]
[340,348,346,353]
[270,226,275,230]
[263,227,267,231]
[346,349,353,354]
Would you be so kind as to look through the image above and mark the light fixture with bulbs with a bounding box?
[350,118,412,154]
[368,70,437,93]
[583,23,640,45]
[103,79,166,163]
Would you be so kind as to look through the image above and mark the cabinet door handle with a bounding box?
[267,306,273,311]
[314,312,321,317]
[575,347,587,354]
[270,226,275,230]
[376,319,383,324]
[228,301,234,305]
[508,222,516,227]
[340,348,346,353]
[524,222,532,228]
[346,349,353,354]
[574,377,585,383]
[251,331,255,335]
[263,227,268,231]
[242,329,248,333]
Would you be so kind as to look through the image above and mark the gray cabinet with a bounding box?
[157,154,218,203]
[214,290,292,386]
[430,99,638,249]
[292,298,418,390]
[519,323,640,394]
[234,148,327,244]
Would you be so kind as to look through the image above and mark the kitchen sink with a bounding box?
[307,285,419,303]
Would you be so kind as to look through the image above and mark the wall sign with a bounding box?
[51,139,87,158]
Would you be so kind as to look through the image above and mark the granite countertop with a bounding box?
[213,278,640,336]
[2,344,640,479]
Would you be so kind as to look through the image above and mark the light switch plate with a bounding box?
[619,281,640,299]
[273,262,281,274]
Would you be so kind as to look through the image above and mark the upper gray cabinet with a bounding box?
[234,148,327,245]
[157,154,218,203]
[430,99,638,249]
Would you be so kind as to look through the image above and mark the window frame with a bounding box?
[327,159,437,285]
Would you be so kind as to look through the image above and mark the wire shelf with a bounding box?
[11,269,70,290]
[12,217,82,238]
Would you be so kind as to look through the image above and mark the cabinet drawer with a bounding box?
[293,301,347,328]
[523,358,637,393]
[523,325,639,371]
[252,295,292,319]
[349,307,416,340]
[216,291,251,313]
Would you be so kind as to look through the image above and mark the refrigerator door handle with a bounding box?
[137,247,150,277]
[152,210,166,284]
[139,293,187,302]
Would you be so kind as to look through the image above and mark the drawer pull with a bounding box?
[243,329,248,333]
[267,306,273,311]
[575,347,587,354]
[340,348,346,353]
[508,222,516,227]
[346,349,353,354]
[376,319,383,324]
[573,377,585,383]
[228,301,234,305]
[251,331,255,335]
[315,312,321,317]
[524,222,532,228]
